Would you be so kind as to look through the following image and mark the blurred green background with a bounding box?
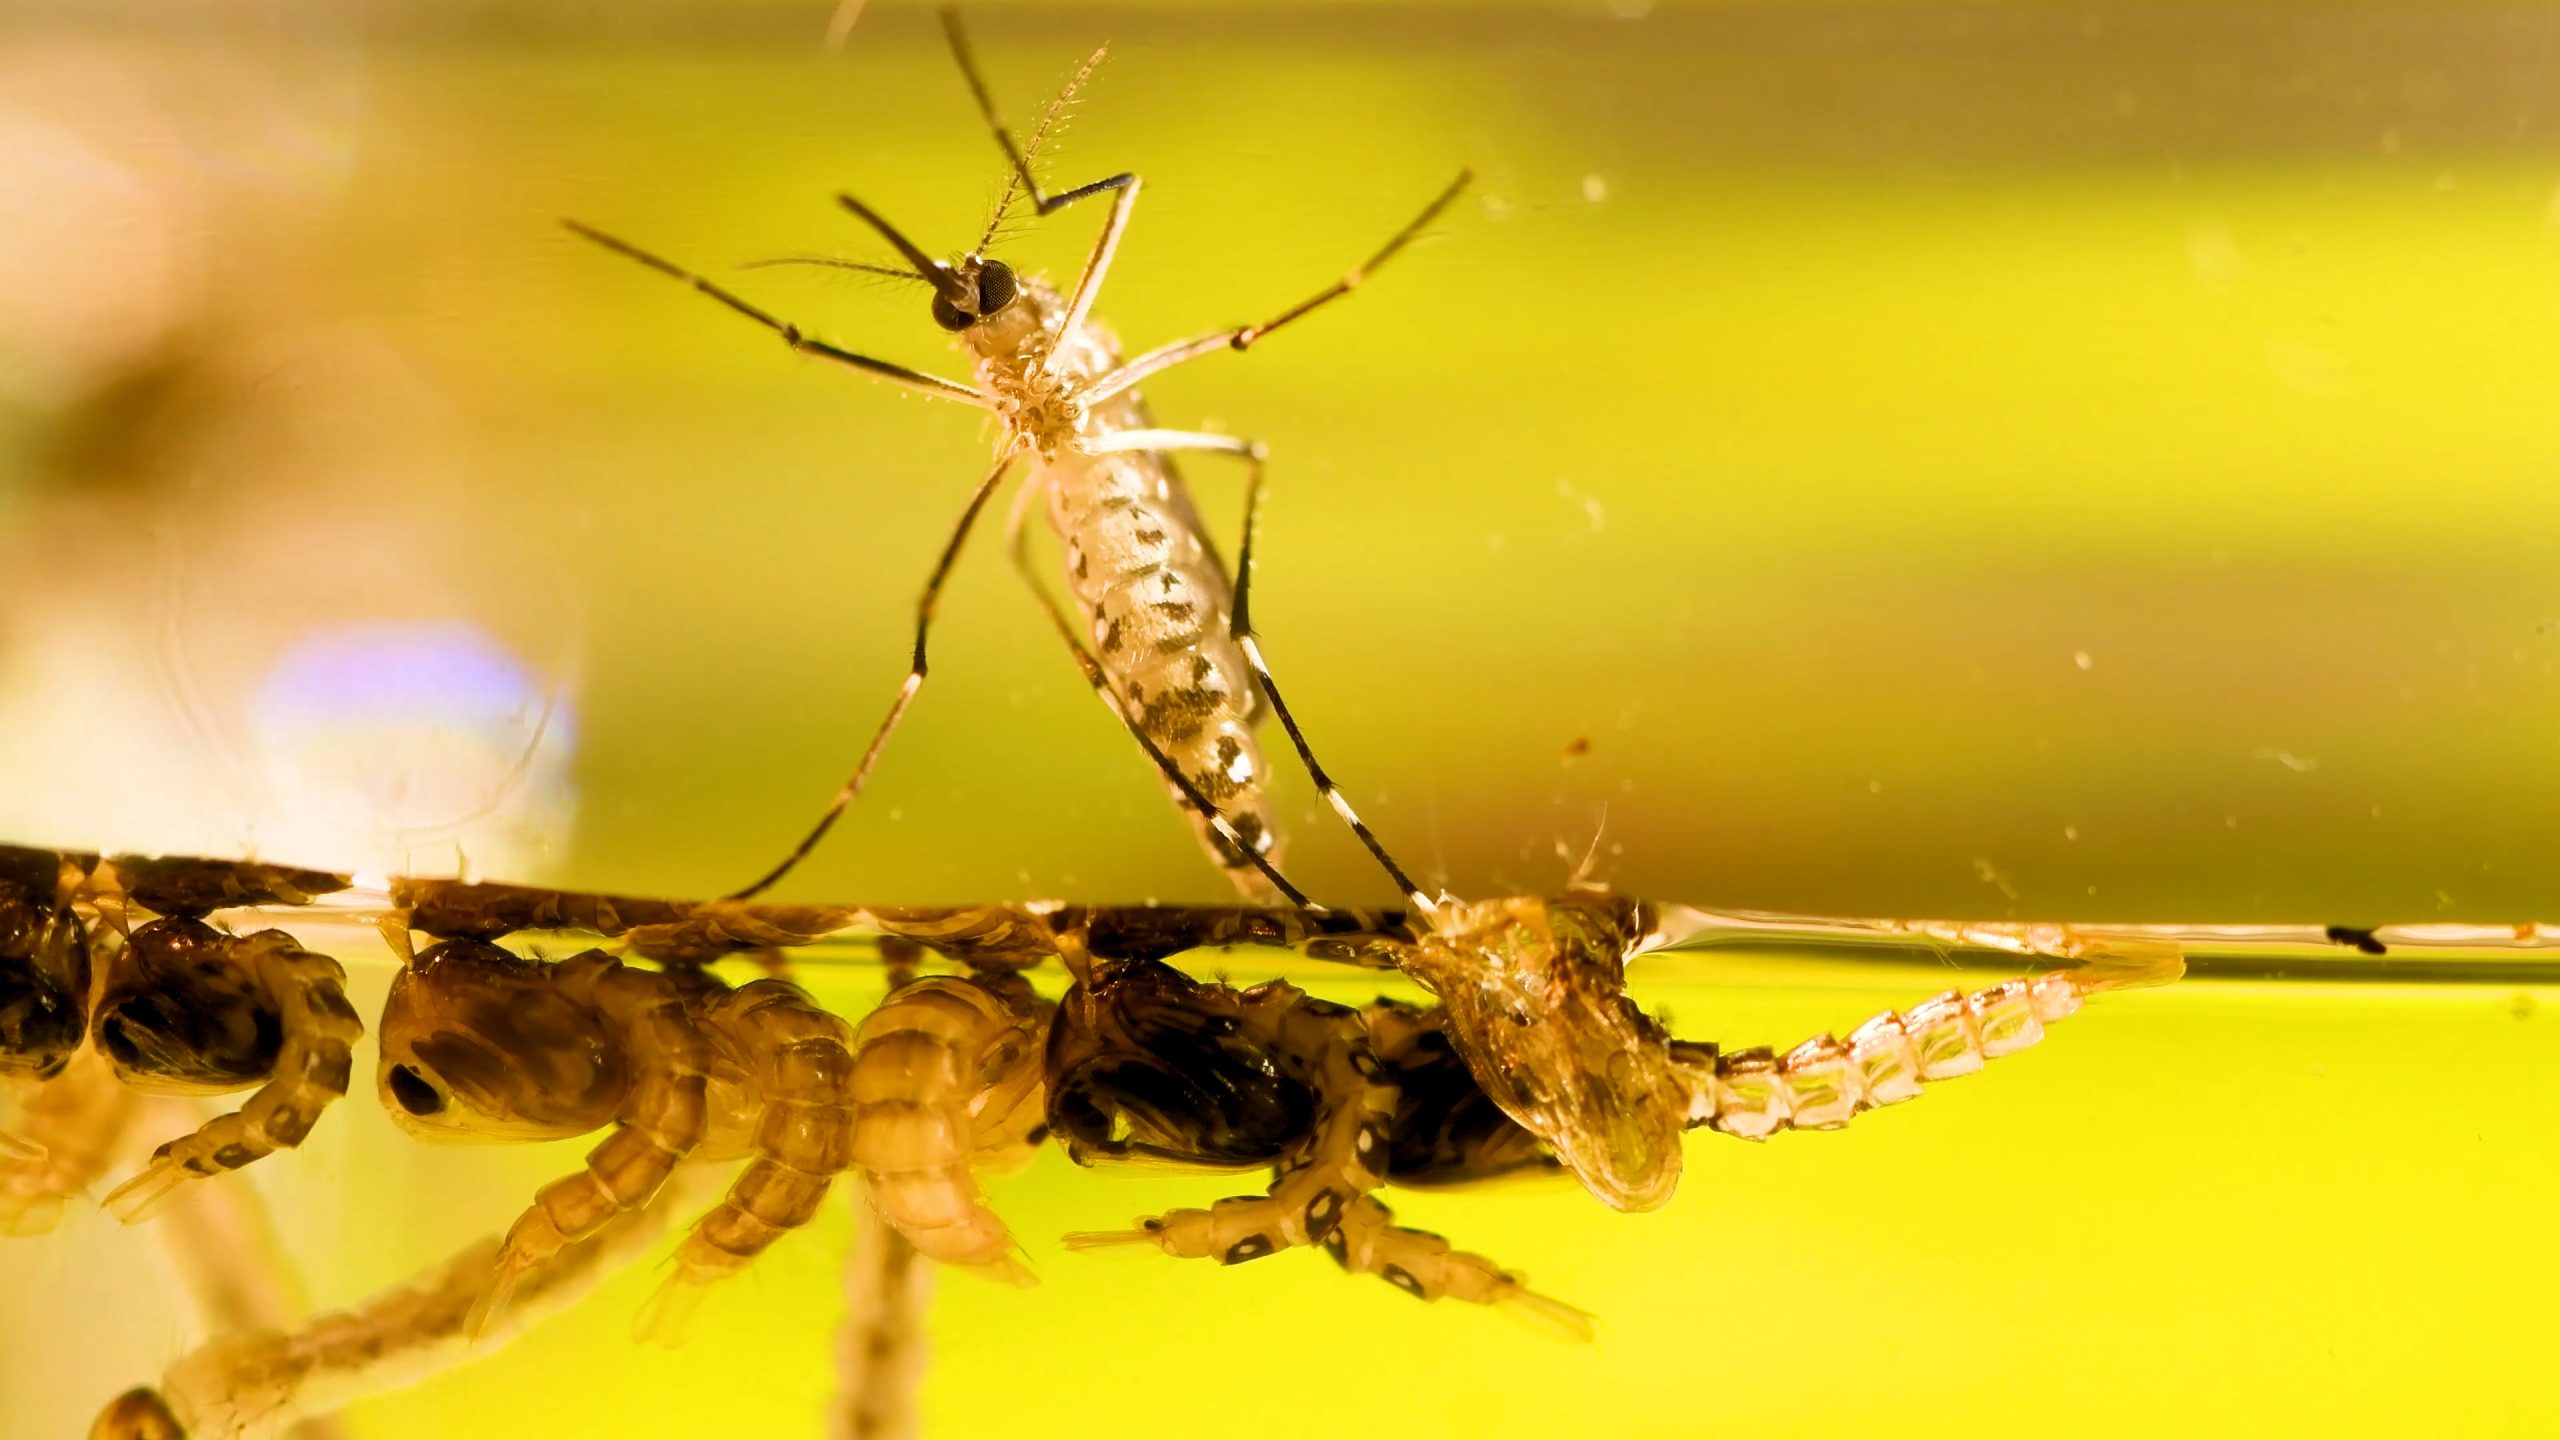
[0,3,2557,1436]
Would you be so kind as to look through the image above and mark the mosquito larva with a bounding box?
[89,1174,711,1440]
[563,7,1468,909]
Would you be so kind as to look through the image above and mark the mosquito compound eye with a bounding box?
[975,260,1017,316]
[387,1064,447,1117]
[930,292,972,332]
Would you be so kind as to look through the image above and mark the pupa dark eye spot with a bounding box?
[388,1064,446,1117]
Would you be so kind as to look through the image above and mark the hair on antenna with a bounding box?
[940,7,1111,251]
[739,255,938,287]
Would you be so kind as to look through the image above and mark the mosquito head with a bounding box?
[930,254,1020,332]
[831,193,1023,335]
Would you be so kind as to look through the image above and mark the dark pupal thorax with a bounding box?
[378,940,630,1141]
[0,866,88,1083]
[94,916,282,1095]
[1047,958,1315,1167]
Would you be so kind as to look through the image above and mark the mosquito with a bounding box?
[564,10,1466,908]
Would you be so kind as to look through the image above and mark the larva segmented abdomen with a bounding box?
[468,954,713,1337]
[1683,958,2177,1139]
[842,976,1044,1280]
[638,979,865,1343]
[1044,447,1281,897]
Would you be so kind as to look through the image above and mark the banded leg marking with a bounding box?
[1082,428,1431,909]
[732,450,1023,901]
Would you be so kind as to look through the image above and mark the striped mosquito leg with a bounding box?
[729,450,1021,902]
[1323,1195,1592,1340]
[1064,985,1396,1264]
[1680,954,2183,1140]
[1082,428,1432,911]
[105,933,363,1224]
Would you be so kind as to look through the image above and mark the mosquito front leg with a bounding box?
[559,221,984,403]
[1678,951,2184,1140]
[1081,169,1475,408]
[938,6,1136,345]
[732,449,1022,900]
[997,465,1317,909]
[103,931,363,1224]
[1064,983,1397,1266]
[1082,428,1429,905]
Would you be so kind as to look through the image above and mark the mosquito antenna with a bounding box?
[835,194,968,304]
[739,255,934,285]
[941,7,1109,248]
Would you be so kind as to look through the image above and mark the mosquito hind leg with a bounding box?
[730,451,1022,901]
[1083,429,1432,909]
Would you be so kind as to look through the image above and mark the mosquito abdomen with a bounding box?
[1042,446,1281,894]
